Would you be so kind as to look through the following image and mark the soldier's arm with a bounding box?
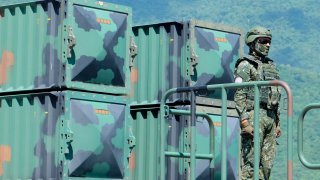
[275,101,281,137]
[275,66,281,126]
[275,93,281,126]
[234,61,252,122]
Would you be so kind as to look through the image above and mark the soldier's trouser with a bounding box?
[241,109,277,180]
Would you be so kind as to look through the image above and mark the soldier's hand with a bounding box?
[241,125,254,137]
[275,125,281,138]
[240,119,254,137]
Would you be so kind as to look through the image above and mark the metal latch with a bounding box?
[127,129,136,158]
[164,105,170,118]
[64,128,74,155]
[190,47,198,76]
[128,135,136,149]
[129,37,138,68]
[67,26,76,58]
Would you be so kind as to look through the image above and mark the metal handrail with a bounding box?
[298,103,320,169]
[160,80,293,180]
[165,109,215,160]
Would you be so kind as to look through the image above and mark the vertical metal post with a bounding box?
[253,85,260,180]
[190,91,196,180]
[270,80,293,180]
[288,108,293,180]
[160,102,166,180]
[221,87,227,180]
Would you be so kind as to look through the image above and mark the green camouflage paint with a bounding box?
[0,1,244,179]
[0,91,128,179]
[0,0,132,94]
[131,22,186,104]
[192,25,242,100]
[68,99,126,178]
[131,20,242,104]
[70,5,128,87]
[0,93,61,179]
[195,114,240,179]
[130,20,242,179]
[129,102,240,180]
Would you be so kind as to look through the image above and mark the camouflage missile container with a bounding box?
[129,98,240,179]
[0,0,133,95]
[194,97,240,179]
[0,90,129,179]
[130,20,243,104]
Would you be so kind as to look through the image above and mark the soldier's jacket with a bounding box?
[233,54,281,123]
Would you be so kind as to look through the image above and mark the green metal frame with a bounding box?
[61,90,128,179]
[63,0,132,95]
[160,80,293,180]
[164,108,215,177]
[298,103,320,169]
[0,0,132,94]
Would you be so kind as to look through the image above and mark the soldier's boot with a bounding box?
[262,167,271,180]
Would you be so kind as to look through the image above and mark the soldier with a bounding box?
[234,26,282,180]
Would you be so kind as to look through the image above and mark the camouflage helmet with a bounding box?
[245,26,272,45]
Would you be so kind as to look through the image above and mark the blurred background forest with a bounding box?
[106,0,320,179]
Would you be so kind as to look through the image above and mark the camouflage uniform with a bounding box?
[234,26,281,180]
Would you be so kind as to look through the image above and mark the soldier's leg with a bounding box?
[241,110,265,180]
[241,136,267,180]
[260,111,277,180]
[241,136,254,180]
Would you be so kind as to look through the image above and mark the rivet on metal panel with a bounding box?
[190,47,199,76]
[129,37,138,68]
[67,26,76,58]
[128,136,136,148]
[164,105,170,118]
